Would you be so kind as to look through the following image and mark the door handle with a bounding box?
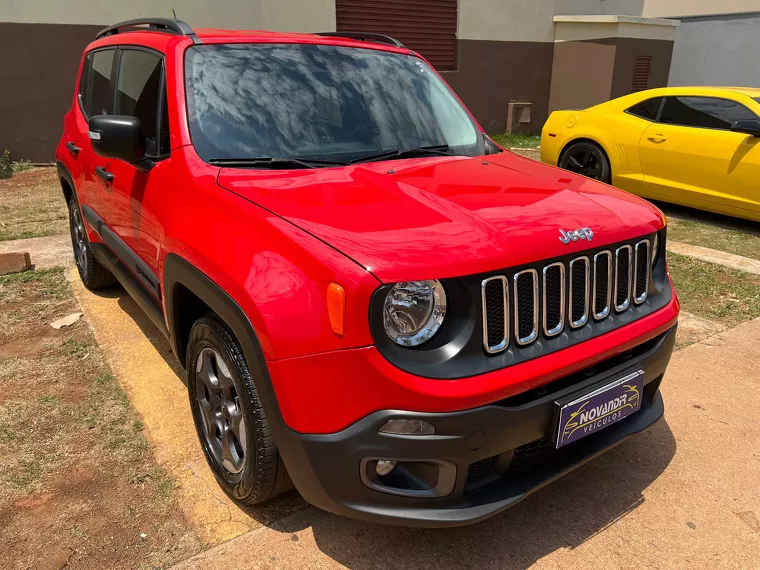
[647,134,667,143]
[66,141,81,157]
[96,166,114,184]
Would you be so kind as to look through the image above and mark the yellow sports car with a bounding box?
[541,86,760,222]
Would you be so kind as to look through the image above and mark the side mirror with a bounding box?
[730,119,760,137]
[89,115,149,165]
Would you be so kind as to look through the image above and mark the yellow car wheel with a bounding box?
[559,142,611,184]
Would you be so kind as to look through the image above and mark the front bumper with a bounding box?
[275,324,675,527]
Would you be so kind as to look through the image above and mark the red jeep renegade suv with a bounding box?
[57,18,679,527]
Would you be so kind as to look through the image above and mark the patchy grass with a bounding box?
[0,267,202,568]
[0,166,68,241]
[492,133,541,149]
[0,267,72,330]
[667,216,760,261]
[668,252,760,327]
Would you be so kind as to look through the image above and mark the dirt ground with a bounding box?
[0,168,68,242]
[0,268,202,569]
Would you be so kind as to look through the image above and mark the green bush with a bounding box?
[0,149,33,177]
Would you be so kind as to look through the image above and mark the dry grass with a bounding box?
[667,216,760,261]
[0,167,68,241]
[0,267,202,568]
[668,252,760,327]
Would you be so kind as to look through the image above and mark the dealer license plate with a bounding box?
[555,370,644,449]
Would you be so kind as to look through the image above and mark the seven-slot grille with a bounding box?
[482,239,651,354]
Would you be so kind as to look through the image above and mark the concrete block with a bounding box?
[0,252,32,276]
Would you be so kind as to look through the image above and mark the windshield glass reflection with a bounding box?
[185,43,482,164]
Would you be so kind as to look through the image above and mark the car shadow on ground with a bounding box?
[95,287,188,384]
[90,284,677,565]
[280,418,676,569]
[654,201,760,235]
[103,286,311,523]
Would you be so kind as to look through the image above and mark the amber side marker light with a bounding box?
[327,283,346,337]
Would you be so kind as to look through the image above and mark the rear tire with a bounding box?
[68,197,117,290]
[186,314,291,505]
[558,141,611,184]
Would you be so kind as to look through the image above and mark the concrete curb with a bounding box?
[667,241,760,275]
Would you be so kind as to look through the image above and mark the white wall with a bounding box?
[0,0,336,31]
[668,14,760,87]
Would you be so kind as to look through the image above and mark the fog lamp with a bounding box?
[379,419,435,436]
[376,460,398,476]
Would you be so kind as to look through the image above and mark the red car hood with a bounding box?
[217,152,664,283]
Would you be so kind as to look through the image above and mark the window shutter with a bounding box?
[631,56,652,92]
[335,0,458,71]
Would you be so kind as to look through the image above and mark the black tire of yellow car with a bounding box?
[559,142,611,184]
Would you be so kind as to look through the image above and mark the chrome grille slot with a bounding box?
[482,276,509,354]
[479,235,656,355]
[568,256,590,328]
[593,251,612,320]
[614,245,633,312]
[634,240,650,304]
[514,269,539,346]
[542,263,565,337]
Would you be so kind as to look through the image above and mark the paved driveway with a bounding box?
[70,272,760,569]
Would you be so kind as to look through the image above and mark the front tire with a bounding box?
[68,198,116,290]
[186,314,291,505]
[558,141,611,183]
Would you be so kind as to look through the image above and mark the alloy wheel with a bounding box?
[71,205,88,273]
[194,347,247,474]
[562,148,603,180]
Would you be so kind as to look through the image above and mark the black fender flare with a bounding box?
[162,254,362,501]
[162,253,284,423]
[56,161,77,202]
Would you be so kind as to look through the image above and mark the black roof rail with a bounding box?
[314,32,406,49]
[96,18,201,44]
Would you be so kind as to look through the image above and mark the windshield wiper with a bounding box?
[350,144,452,164]
[209,157,348,169]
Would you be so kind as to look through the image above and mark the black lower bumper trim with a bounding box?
[276,324,676,527]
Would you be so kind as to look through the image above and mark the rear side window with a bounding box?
[78,53,91,111]
[159,89,170,155]
[116,50,163,156]
[659,96,756,130]
[627,97,663,121]
[86,49,116,116]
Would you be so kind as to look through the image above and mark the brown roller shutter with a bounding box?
[335,0,458,70]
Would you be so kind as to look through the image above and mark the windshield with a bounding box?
[184,43,483,164]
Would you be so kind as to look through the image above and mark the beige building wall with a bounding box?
[643,0,760,18]
[555,0,644,17]
[457,0,557,42]
[451,0,655,135]
[0,0,336,31]
[457,0,648,43]
[0,0,336,161]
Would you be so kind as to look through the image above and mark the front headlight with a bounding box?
[383,280,447,346]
